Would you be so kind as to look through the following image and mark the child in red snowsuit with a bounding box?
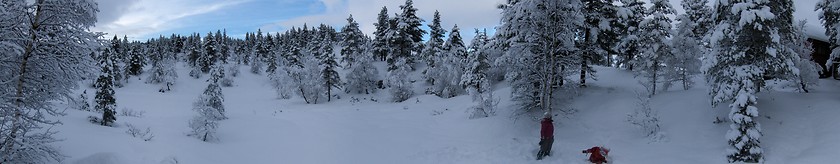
[583,146,609,164]
[537,113,554,160]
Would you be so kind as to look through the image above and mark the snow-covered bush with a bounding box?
[387,58,414,102]
[188,116,218,142]
[627,91,664,141]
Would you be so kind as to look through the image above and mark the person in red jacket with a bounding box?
[537,112,554,160]
[583,146,609,164]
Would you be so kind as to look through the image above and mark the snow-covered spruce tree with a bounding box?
[428,25,467,98]
[682,0,712,39]
[251,31,266,74]
[635,0,675,96]
[193,65,227,121]
[372,7,390,62]
[200,32,219,73]
[95,49,118,126]
[341,16,379,94]
[704,0,798,162]
[461,31,495,118]
[387,58,414,102]
[790,21,819,93]
[109,36,124,88]
[340,15,365,68]
[669,18,702,91]
[818,0,840,73]
[421,10,447,84]
[498,0,583,116]
[126,44,146,76]
[188,68,226,142]
[579,0,616,87]
[1,0,99,162]
[616,0,646,70]
[320,43,341,102]
[146,49,178,92]
[386,0,426,71]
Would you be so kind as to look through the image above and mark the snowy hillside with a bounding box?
[56,65,840,164]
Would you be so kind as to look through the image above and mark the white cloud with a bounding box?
[92,0,248,39]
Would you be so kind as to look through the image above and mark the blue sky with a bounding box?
[92,0,825,42]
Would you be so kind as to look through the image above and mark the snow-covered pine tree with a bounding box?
[146,45,178,92]
[387,58,414,102]
[704,0,798,162]
[682,0,712,39]
[1,0,99,162]
[421,10,447,84]
[109,36,124,87]
[669,13,702,91]
[790,21,819,93]
[251,30,266,74]
[126,44,146,76]
[461,29,495,118]
[616,0,645,70]
[194,68,227,121]
[395,0,426,68]
[635,0,674,96]
[496,0,583,116]
[95,49,118,126]
[189,72,226,141]
[818,0,840,75]
[264,35,278,74]
[201,32,219,73]
[340,15,365,68]
[435,25,468,98]
[579,0,615,87]
[373,7,390,62]
[319,36,342,102]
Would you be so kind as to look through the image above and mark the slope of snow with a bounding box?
[55,65,840,163]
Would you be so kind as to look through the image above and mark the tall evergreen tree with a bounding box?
[669,11,703,91]
[1,0,100,162]
[818,0,840,74]
[319,27,342,102]
[373,7,390,62]
[95,49,118,126]
[461,29,495,118]
[704,0,798,162]
[616,0,646,70]
[635,0,674,96]
[201,32,219,73]
[126,44,146,76]
[340,15,366,68]
[386,0,426,71]
[421,10,447,83]
[579,0,615,87]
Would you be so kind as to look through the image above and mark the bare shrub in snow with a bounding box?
[124,124,154,141]
[627,91,664,141]
[119,107,145,118]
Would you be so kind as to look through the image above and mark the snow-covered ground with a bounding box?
[56,64,840,164]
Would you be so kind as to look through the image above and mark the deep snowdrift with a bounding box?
[55,65,840,164]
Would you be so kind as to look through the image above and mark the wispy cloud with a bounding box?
[93,0,248,39]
